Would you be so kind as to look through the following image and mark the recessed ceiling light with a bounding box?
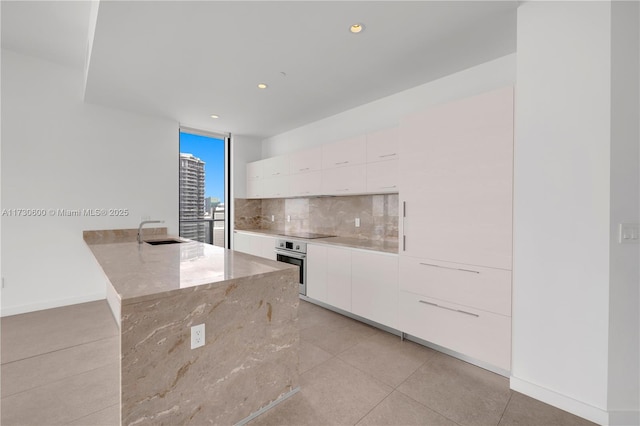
[210,114,219,119]
[257,83,268,89]
[350,23,364,34]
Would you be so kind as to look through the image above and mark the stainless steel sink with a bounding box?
[144,239,184,245]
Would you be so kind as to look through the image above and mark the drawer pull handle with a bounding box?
[335,161,349,165]
[379,153,397,158]
[299,167,310,171]
[272,172,280,175]
[379,185,397,189]
[419,262,480,274]
[419,300,479,317]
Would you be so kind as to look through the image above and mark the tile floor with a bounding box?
[1,300,595,426]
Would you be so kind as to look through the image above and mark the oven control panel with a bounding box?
[276,239,307,254]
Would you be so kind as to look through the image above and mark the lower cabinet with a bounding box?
[306,244,399,329]
[351,251,398,329]
[398,291,511,371]
[233,232,276,260]
[398,255,512,371]
[306,244,352,311]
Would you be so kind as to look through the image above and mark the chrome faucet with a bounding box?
[137,220,164,244]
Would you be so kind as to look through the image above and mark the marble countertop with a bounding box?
[235,229,399,254]
[86,233,297,305]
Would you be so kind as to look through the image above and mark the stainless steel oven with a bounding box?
[275,239,306,295]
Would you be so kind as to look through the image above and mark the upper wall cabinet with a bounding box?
[245,126,400,199]
[290,146,322,174]
[262,155,289,178]
[366,126,399,163]
[322,135,366,170]
[246,161,264,180]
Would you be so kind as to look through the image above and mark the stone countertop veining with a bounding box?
[235,229,399,254]
[86,235,297,305]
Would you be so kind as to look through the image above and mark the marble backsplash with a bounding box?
[235,194,398,241]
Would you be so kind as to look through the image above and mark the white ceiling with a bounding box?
[2,1,518,139]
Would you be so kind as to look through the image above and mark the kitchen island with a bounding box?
[84,229,300,426]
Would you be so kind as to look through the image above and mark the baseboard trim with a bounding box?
[607,409,640,426]
[235,386,300,426]
[0,292,106,317]
[510,376,609,425]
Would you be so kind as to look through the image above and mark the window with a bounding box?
[179,128,229,247]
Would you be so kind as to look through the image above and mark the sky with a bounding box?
[179,131,225,202]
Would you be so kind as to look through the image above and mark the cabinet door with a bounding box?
[366,159,398,193]
[322,164,366,195]
[351,252,398,328]
[399,86,513,269]
[246,160,264,180]
[366,126,399,162]
[307,244,328,303]
[262,155,290,177]
[247,178,263,199]
[322,135,366,170]
[259,236,276,260]
[290,171,322,197]
[234,232,252,254]
[326,246,352,312]
[262,176,289,198]
[290,147,322,174]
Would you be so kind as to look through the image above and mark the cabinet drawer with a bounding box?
[399,291,511,371]
[399,256,511,316]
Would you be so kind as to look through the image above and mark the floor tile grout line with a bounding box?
[496,391,514,426]
[352,388,396,426]
[392,386,464,426]
[1,360,120,400]
[1,334,119,366]
[61,402,120,426]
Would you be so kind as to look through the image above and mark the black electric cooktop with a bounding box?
[279,232,336,240]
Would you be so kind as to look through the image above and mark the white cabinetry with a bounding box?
[366,126,399,162]
[290,171,322,197]
[351,251,398,329]
[322,135,366,170]
[290,147,322,174]
[398,86,514,372]
[306,244,352,311]
[233,232,276,260]
[326,247,352,312]
[366,159,398,193]
[306,244,399,328]
[400,87,513,269]
[306,244,328,302]
[322,164,366,195]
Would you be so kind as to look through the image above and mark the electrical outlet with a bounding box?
[287,215,291,222]
[271,215,275,222]
[191,323,205,349]
[355,218,360,227]
[619,223,640,244]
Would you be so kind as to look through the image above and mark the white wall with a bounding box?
[230,134,262,248]
[608,1,640,423]
[513,2,639,424]
[262,54,516,157]
[1,49,179,316]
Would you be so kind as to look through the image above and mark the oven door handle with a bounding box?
[275,249,306,260]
